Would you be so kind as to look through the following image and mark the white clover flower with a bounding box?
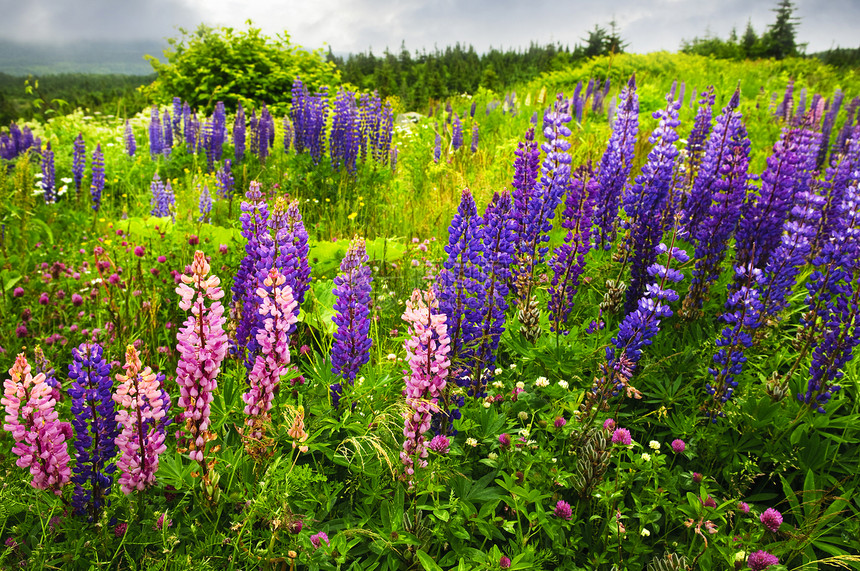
[465,437,478,447]
[509,363,516,370]
[492,380,504,389]
[558,380,569,390]
[641,453,651,461]
[386,353,397,361]
[519,428,530,438]
[494,367,503,375]
[483,400,492,409]
[535,376,549,388]
[649,440,661,450]
[641,528,651,537]
[515,381,525,390]
[518,411,529,421]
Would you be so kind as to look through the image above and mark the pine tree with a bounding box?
[764,0,799,59]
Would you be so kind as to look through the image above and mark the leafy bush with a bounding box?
[145,23,341,114]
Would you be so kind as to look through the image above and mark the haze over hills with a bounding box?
[0,40,168,75]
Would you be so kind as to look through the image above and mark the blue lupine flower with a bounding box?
[331,237,373,383]
[90,144,105,212]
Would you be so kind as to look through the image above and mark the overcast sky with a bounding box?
[0,0,856,55]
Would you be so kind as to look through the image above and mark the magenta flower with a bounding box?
[428,434,450,454]
[114,522,128,537]
[692,472,703,483]
[400,288,450,480]
[134,246,145,257]
[760,508,783,532]
[554,500,572,520]
[2,353,72,494]
[554,416,567,429]
[671,439,686,453]
[738,501,750,514]
[310,531,330,549]
[611,428,632,445]
[747,550,779,570]
[242,268,298,438]
[499,433,512,448]
[13,287,24,297]
[603,418,616,430]
[113,345,170,494]
[500,555,511,569]
[702,496,717,508]
[176,250,228,471]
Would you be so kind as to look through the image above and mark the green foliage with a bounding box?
[145,23,341,114]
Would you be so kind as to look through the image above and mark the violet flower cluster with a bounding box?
[90,143,105,213]
[113,345,170,494]
[68,342,118,518]
[73,133,86,197]
[331,237,373,387]
[233,102,246,162]
[290,78,329,164]
[621,92,682,313]
[215,159,234,200]
[198,184,212,223]
[0,123,41,160]
[549,165,599,333]
[3,353,72,494]
[594,75,639,249]
[243,268,298,437]
[41,141,55,204]
[452,113,463,151]
[470,122,479,154]
[149,173,175,220]
[149,106,163,158]
[122,120,134,158]
[401,288,451,480]
[176,250,228,469]
[330,90,361,173]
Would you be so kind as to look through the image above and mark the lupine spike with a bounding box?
[331,237,373,387]
[90,144,105,212]
[73,133,86,198]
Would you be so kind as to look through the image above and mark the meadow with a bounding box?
[1,51,860,570]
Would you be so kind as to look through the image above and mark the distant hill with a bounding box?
[0,39,168,75]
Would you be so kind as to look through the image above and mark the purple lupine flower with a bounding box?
[330,90,361,173]
[68,343,119,519]
[680,87,743,244]
[817,90,843,168]
[243,269,298,438]
[331,237,373,384]
[433,127,441,163]
[215,159,234,200]
[747,550,779,570]
[554,500,573,520]
[682,89,751,315]
[621,91,682,314]
[594,75,639,249]
[376,102,394,165]
[470,122,479,153]
[201,120,216,171]
[594,242,688,404]
[511,128,541,252]
[436,189,485,397]
[148,106,162,158]
[162,110,173,157]
[123,120,136,158]
[833,97,859,156]
[298,88,328,165]
[776,80,794,122]
[172,97,182,139]
[451,113,463,151]
[734,126,811,270]
[680,87,716,196]
[290,77,307,154]
[233,102,246,162]
[149,173,174,219]
[549,165,599,334]
[401,288,450,481]
[183,104,197,152]
[212,101,226,163]
[90,144,105,212]
[705,264,765,422]
[73,133,86,198]
[759,508,783,532]
[198,184,212,223]
[175,251,228,472]
[41,141,55,204]
[113,346,170,494]
[810,136,859,255]
[3,353,72,494]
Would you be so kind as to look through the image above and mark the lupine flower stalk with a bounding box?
[198,184,212,223]
[452,113,463,151]
[215,159,234,200]
[330,90,361,173]
[69,343,118,518]
[704,265,765,422]
[41,141,55,204]
[243,269,298,437]
[113,345,170,493]
[73,133,86,198]
[817,90,843,168]
[331,237,373,386]
[150,173,175,219]
[90,144,105,213]
[680,88,715,194]
[162,110,173,157]
[149,106,162,158]
[2,353,72,494]
[549,165,599,333]
[594,75,639,249]
[810,136,859,255]
[621,92,682,313]
[470,122,479,153]
[233,102,246,162]
[401,288,451,481]
[176,250,228,473]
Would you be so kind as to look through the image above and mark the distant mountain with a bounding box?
[0,39,168,75]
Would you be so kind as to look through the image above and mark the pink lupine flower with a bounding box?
[2,353,72,494]
[175,250,228,473]
[113,345,170,494]
[400,288,450,481]
[242,269,298,438]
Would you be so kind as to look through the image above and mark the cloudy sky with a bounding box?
[0,0,856,54]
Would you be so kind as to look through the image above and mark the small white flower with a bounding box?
[641,453,651,461]
[465,437,478,447]
[519,428,530,438]
[535,376,549,388]
[649,440,660,450]
[386,353,397,361]
[518,411,529,421]
[488,452,498,460]
[483,400,492,409]
[509,363,516,370]
[641,528,651,537]
[515,381,525,390]
[494,367,503,375]
[558,380,569,390]
[492,380,504,389]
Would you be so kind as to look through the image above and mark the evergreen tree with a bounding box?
[763,0,799,59]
